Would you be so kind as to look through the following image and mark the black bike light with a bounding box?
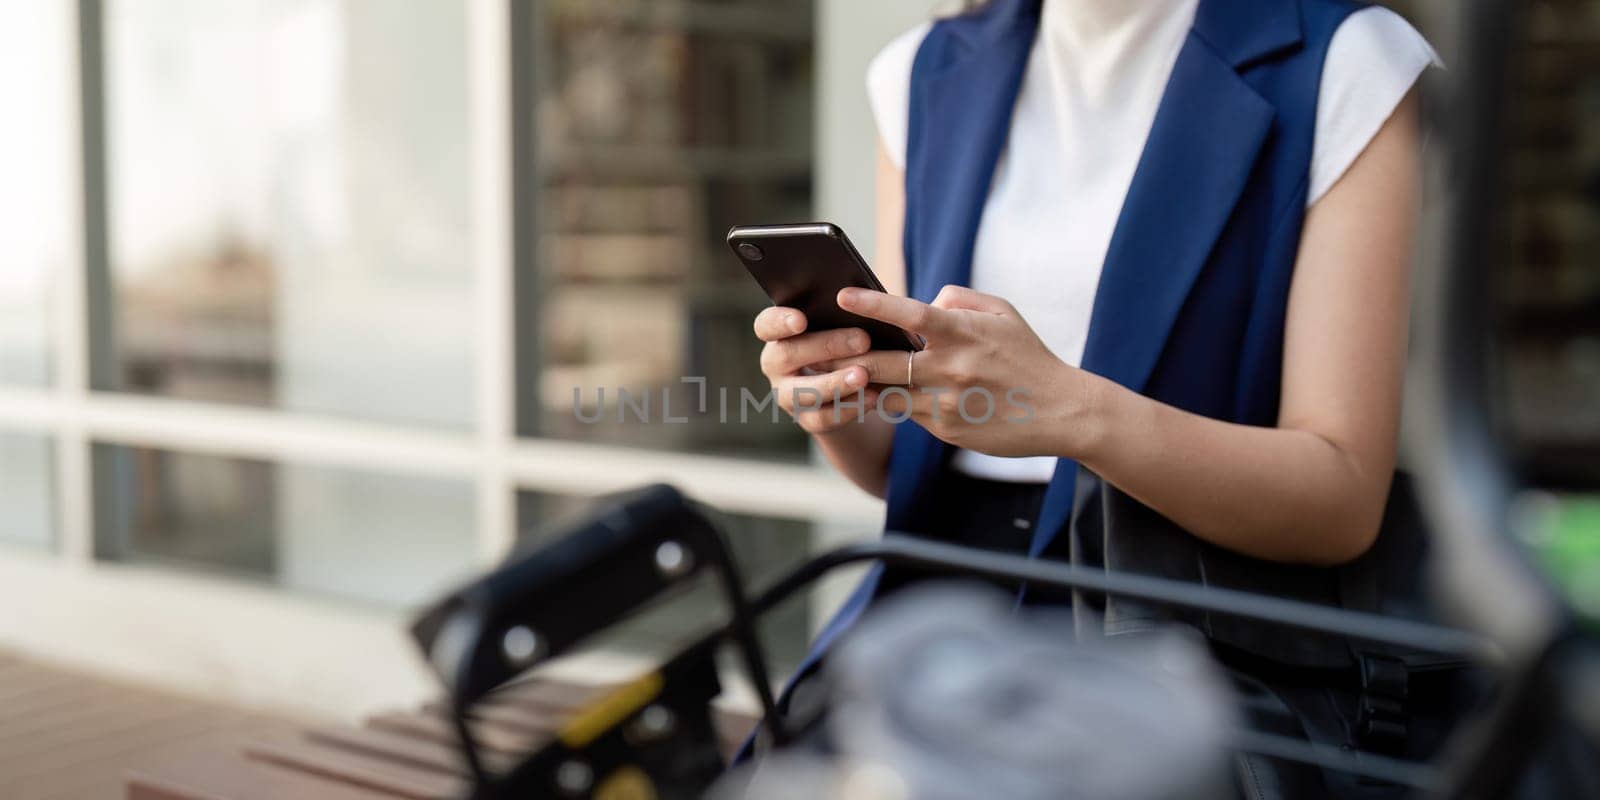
[411,484,718,710]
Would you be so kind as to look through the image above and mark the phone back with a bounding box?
[728,223,920,352]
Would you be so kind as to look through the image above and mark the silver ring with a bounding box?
[906,350,916,388]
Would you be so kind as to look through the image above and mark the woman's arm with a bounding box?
[1072,90,1419,565]
[831,91,1421,565]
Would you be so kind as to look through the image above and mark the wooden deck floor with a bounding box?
[0,650,761,799]
[0,652,305,800]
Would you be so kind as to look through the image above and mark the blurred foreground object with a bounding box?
[1403,0,1600,796]
[717,585,1235,800]
[413,485,1499,798]
[1517,493,1600,631]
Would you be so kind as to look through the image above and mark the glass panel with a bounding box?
[0,433,55,550]
[526,0,816,460]
[517,490,814,674]
[1494,0,1600,487]
[95,445,477,607]
[0,1,74,386]
[104,0,475,427]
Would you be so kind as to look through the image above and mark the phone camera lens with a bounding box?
[737,242,764,261]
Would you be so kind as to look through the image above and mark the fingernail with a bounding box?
[838,289,857,308]
[787,314,803,333]
[850,333,867,351]
[846,368,866,387]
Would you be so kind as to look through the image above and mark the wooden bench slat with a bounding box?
[0,666,80,705]
[127,749,405,800]
[24,728,248,800]
[0,674,133,721]
[364,711,546,757]
[419,699,567,735]
[103,667,701,799]
[305,725,479,776]
[244,740,466,800]
[1,706,219,777]
[1,699,207,754]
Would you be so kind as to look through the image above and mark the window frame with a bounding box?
[0,0,878,721]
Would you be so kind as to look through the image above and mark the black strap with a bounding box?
[1354,652,1411,755]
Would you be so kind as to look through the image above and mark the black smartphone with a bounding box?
[727,222,923,352]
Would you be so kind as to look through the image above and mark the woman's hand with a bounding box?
[754,307,882,435]
[827,285,1102,458]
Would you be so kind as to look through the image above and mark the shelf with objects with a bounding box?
[527,0,816,462]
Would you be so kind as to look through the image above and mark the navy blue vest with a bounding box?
[802,0,1374,679]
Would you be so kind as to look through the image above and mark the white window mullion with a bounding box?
[0,382,879,530]
[505,439,883,526]
[469,0,518,566]
[55,0,94,567]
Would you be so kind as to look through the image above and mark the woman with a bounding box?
[754,0,1438,794]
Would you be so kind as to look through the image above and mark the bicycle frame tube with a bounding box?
[751,535,1499,662]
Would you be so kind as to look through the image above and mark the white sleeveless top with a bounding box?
[867,1,1438,483]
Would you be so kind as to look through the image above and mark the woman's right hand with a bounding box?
[754,307,877,435]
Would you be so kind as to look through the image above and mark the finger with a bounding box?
[820,350,919,386]
[753,306,807,342]
[776,366,870,411]
[932,284,1012,314]
[793,388,881,433]
[874,386,934,418]
[761,328,870,377]
[837,288,958,341]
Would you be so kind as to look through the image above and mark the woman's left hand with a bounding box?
[827,285,1100,458]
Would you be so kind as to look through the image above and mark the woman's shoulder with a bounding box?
[1318,4,1441,129]
[1291,0,1435,59]
[866,22,935,109]
[1327,4,1440,68]
[866,22,934,170]
[1307,5,1440,204]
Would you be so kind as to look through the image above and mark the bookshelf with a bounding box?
[529,0,816,460]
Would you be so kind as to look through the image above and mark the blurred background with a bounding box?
[0,0,1595,734]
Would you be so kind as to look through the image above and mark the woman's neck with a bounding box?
[1042,0,1175,44]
